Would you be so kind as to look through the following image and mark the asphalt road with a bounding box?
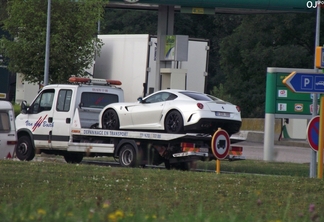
[238,141,315,164]
[26,140,316,165]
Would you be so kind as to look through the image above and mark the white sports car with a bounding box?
[98,89,242,135]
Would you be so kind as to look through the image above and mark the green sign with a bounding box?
[164,35,175,60]
[266,68,320,116]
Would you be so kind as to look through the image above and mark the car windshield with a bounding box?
[180,91,225,102]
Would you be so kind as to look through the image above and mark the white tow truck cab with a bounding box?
[15,77,244,169]
[0,101,17,159]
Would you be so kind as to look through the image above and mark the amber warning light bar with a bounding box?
[68,76,122,86]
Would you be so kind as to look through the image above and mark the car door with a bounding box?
[129,92,170,129]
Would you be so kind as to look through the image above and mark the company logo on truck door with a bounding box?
[25,115,54,131]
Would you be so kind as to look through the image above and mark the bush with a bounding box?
[13,102,21,117]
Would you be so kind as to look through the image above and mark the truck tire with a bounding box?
[102,109,120,130]
[63,152,83,163]
[16,136,35,161]
[119,144,137,167]
[164,110,183,134]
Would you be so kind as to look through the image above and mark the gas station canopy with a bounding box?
[107,0,314,14]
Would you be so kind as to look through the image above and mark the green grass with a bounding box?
[1,159,323,222]
[12,102,21,117]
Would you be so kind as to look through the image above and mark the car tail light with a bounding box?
[236,106,241,112]
[197,103,204,109]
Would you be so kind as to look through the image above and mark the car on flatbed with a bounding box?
[99,89,242,136]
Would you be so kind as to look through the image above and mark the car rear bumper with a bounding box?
[184,118,242,135]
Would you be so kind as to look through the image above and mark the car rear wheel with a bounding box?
[164,110,183,134]
[102,109,120,130]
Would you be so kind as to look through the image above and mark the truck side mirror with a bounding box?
[20,100,29,114]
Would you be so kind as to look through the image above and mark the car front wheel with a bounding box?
[102,109,120,130]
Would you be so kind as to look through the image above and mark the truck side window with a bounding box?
[57,89,72,112]
[30,89,55,114]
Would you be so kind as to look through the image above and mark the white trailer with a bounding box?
[0,101,17,159]
[93,34,209,102]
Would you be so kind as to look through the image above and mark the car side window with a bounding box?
[145,92,174,103]
[165,93,177,101]
[30,89,55,114]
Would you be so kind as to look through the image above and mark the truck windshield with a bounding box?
[81,92,119,108]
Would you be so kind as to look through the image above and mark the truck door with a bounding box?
[50,88,74,148]
[26,88,55,148]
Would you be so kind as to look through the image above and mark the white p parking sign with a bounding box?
[301,76,313,90]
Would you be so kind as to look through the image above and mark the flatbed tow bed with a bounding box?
[66,109,245,169]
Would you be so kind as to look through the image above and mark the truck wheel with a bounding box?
[102,109,120,130]
[64,152,83,163]
[164,110,183,133]
[119,144,137,167]
[16,136,35,161]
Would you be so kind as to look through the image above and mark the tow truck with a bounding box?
[15,77,244,170]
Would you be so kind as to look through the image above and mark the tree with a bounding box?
[101,8,157,34]
[0,0,8,26]
[219,13,319,118]
[0,0,106,85]
[209,83,232,102]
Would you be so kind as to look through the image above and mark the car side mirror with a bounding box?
[137,97,143,103]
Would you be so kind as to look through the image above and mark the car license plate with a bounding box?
[215,112,230,117]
